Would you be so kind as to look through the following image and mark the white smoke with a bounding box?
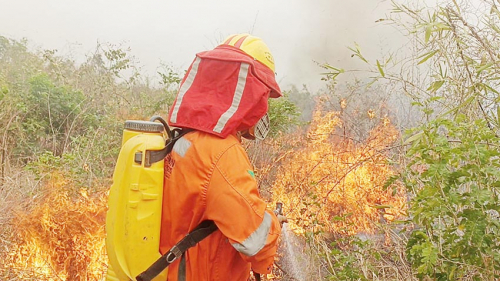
[0,0,412,92]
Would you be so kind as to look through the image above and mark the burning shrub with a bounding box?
[272,104,407,236]
[2,173,107,280]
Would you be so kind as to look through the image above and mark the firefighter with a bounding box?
[159,34,286,281]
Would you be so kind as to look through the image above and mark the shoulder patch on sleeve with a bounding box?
[247,170,255,178]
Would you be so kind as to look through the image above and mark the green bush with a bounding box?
[324,0,500,279]
[0,37,177,187]
[19,74,95,156]
[404,116,500,280]
[268,91,301,136]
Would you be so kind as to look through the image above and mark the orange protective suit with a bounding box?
[159,131,281,280]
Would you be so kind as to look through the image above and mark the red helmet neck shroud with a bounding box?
[168,45,282,138]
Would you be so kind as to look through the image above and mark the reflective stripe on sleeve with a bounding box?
[231,212,271,257]
[213,63,249,133]
[170,57,202,123]
[172,137,191,157]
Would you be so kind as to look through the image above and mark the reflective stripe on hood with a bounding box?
[213,63,250,133]
[170,57,202,123]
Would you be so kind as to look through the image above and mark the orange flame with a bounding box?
[272,105,406,235]
[4,173,107,280]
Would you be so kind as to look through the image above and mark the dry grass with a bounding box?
[0,168,42,277]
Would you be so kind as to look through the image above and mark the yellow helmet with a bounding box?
[222,34,276,73]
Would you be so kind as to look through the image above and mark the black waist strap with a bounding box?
[136,220,218,281]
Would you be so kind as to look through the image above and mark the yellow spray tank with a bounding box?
[106,119,169,281]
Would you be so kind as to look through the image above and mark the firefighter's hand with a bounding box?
[277,215,288,225]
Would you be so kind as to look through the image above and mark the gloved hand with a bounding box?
[277,214,288,225]
[274,202,287,225]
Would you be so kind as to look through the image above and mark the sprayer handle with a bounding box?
[275,202,283,216]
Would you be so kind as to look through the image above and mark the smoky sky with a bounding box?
[0,0,411,91]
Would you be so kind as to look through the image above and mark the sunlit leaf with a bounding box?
[497,106,500,126]
[477,62,493,74]
[427,80,445,92]
[348,42,368,63]
[366,77,379,88]
[383,175,399,190]
[429,96,444,102]
[376,60,385,77]
[404,131,424,145]
[425,25,432,43]
[417,50,439,65]
[442,95,475,116]
[482,83,500,96]
[370,205,393,209]
[322,64,344,73]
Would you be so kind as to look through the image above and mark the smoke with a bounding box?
[266,0,408,92]
[0,0,410,93]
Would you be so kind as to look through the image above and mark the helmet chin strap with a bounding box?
[241,113,270,141]
[240,129,255,140]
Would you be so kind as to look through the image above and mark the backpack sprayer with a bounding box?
[104,116,214,281]
[106,116,175,281]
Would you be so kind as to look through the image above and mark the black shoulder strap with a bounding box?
[136,220,218,281]
[147,128,193,166]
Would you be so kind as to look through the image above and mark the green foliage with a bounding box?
[394,2,500,279]
[406,231,440,278]
[403,116,500,280]
[26,151,80,179]
[18,74,94,156]
[326,235,370,281]
[103,47,131,76]
[318,213,408,281]
[268,91,301,136]
[0,37,180,188]
[335,1,500,279]
[158,63,182,87]
[320,214,372,280]
[127,64,180,117]
[321,63,345,81]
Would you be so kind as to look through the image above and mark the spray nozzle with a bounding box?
[274,202,283,216]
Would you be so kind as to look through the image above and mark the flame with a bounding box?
[3,173,107,280]
[272,103,406,235]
